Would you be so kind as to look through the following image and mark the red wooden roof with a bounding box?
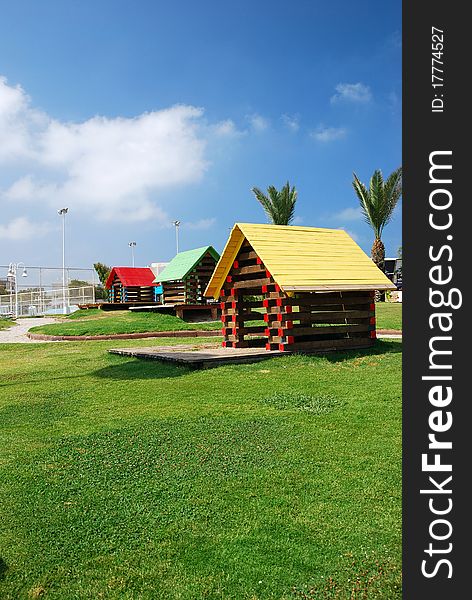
[105,267,157,289]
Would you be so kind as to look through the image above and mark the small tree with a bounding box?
[69,279,90,288]
[352,168,402,271]
[93,263,112,301]
[93,263,112,286]
[251,181,298,225]
[94,285,107,300]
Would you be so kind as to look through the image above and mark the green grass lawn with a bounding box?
[375,303,402,331]
[0,337,401,599]
[28,303,402,338]
[29,308,223,336]
[0,319,14,331]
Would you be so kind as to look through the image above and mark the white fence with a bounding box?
[0,286,96,317]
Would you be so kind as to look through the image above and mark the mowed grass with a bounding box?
[28,303,402,337]
[0,319,15,331]
[0,337,401,599]
[29,308,222,336]
[376,303,402,331]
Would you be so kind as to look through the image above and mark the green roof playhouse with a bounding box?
[154,246,220,304]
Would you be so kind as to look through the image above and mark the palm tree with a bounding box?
[352,167,402,271]
[251,181,297,225]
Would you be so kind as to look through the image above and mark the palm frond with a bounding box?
[251,182,298,225]
[251,186,276,223]
[381,167,402,232]
[281,182,297,225]
[352,167,402,239]
[352,173,373,228]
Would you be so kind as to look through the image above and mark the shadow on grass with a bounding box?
[322,340,402,363]
[93,358,189,381]
[0,373,89,389]
[289,340,402,365]
[0,557,7,580]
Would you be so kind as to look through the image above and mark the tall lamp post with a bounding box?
[172,220,181,254]
[6,262,28,319]
[58,208,69,314]
[128,241,136,267]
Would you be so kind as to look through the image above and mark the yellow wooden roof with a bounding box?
[204,223,396,298]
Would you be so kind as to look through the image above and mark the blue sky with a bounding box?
[0,0,401,279]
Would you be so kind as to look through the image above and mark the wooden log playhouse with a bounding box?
[105,267,161,304]
[204,223,396,353]
[155,246,220,305]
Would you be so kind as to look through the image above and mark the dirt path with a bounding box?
[0,317,60,344]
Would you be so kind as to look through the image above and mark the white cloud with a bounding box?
[183,217,216,230]
[247,113,269,132]
[0,76,234,223]
[0,217,52,240]
[281,113,300,132]
[310,125,347,142]
[331,207,363,222]
[212,119,244,138]
[3,176,41,201]
[0,76,47,162]
[330,82,372,104]
[388,31,402,50]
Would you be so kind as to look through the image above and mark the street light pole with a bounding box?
[38,267,43,314]
[14,268,18,319]
[6,262,28,319]
[58,208,69,314]
[172,220,181,254]
[128,241,136,267]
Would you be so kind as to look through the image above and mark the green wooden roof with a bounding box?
[155,246,220,283]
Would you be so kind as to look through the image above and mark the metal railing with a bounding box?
[0,286,96,317]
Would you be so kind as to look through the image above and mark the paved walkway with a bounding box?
[0,317,60,344]
[377,333,402,339]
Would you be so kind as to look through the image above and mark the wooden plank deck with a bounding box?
[108,345,284,369]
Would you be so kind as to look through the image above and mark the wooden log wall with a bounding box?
[219,241,278,348]
[264,290,375,352]
[110,275,123,303]
[162,280,186,304]
[219,242,376,352]
[185,252,218,304]
[123,286,156,303]
[108,275,157,304]
[163,251,218,305]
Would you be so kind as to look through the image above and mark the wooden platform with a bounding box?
[109,345,284,369]
[174,303,219,321]
[109,336,377,368]
[129,303,220,321]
